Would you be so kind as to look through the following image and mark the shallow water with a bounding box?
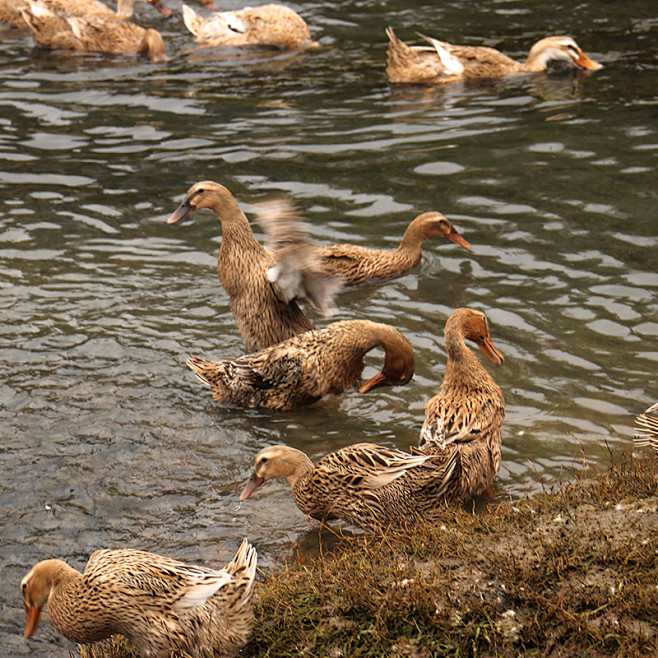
[0,0,657,654]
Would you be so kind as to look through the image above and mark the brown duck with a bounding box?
[240,443,460,532]
[417,308,505,502]
[634,402,658,456]
[314,212,470,284]
[187,319,415,410]
[182,2,316,50]
[168,181,342,352]
[2,0,170,28]
[21,1,168,62]
[21,539,257,657]
[386,28,602,84]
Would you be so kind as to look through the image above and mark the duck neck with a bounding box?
[396,218,427,265]
[443,331,488,387]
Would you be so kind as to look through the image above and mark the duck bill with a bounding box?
[240,475,265,502]
[573,52,602,71]
[478,337,504,366]
[24,604,42,639]
[359,371,389,394]
[167,199,194,224]
[446,229,471,249]
[148,0,172,16]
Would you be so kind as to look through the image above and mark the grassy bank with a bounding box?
[79,453,657,657]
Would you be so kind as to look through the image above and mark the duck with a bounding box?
[21,1,168,62]
[187,319,415,410]
[313,212,470,285]
[634,402,658,456]
[240,443,461,532]
[0,0,170,28]
[21,539,257,658]
[168,181,343,352]
[386,27,602,84]
[181,3,316,50]
[416,308,505,502]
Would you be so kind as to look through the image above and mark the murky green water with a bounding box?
[1,0,657,654]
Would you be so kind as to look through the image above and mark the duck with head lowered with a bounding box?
[21,539,257,657]
[416,307,505,503]
[187,319,415,410]
[386,28,602,85]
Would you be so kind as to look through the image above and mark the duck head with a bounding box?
[447,308,504,366]
[527,36,602,71]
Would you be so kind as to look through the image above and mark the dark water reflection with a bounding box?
[1,0,657,654]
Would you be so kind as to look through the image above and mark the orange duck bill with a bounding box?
[167,199,195,224]
[240,474,265,502]
[477,337,504,366]
[24,604,42,638]
[573,50,602,71]
[359,371,391,394]
[148,0,172,16]
[446,228,471,249]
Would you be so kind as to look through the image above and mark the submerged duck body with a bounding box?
[386,28,602,84]
[182,2,315,50]
[315,211,470,284]
[21,539,257,657]
[168,181,343,352]
[187,319,415,410]
[418,308,505,502]
[1,0,170,28]
[240,443,461,531]
[21,1,168,62]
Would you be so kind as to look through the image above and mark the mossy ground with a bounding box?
[77,453,658,658]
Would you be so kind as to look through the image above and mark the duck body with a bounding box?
[418,308,505,502]
[634,402,658,456]
[168,181,330,352]
[182,3,315,49]
[315,212,470,284]
[21,1,168,62]
[386,27,602,84]
[240,443,461,531]
[187,319,415,410]
[1,0,170,28]
[21,540,257,658]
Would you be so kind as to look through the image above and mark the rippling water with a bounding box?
[1,0,657,654]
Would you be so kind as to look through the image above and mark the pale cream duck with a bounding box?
[240,443,460,532]
[168,182,343,352]
[0,0,170,29]
[21,539,257,658]
[21,1,168,62]
[181,2,316,50]
[187,319,415,410]
[386,27,602,84]
[417,308,505,502]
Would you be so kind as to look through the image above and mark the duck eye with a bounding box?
[260,457,268,464]
[21,583,26,592]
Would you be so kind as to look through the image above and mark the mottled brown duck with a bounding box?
[182,2,316,50]
[417,308,505,502]
[187,319,415,410]
[386,27,602,84]
[168,181,342,352]
[314,212,470,284]
[21,539,257,658]
[240,443,460,531]
[21,1,168,62]
[634,402,658,456]
[1,0,170,28]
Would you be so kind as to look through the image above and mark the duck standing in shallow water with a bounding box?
[168,182,342,352]
[181,3,316,50]
[21,539,257,657]
[187,319,415,410]
[21,0,169,62]
[418,308,505,502]
[386,28,602,84]
[314,211,470,284]
[240,443,461,532]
